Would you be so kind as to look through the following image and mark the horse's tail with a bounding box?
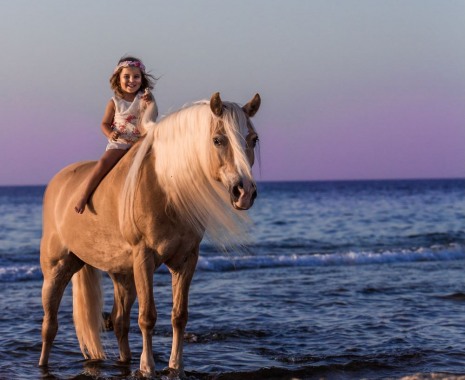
[72,264,106,360]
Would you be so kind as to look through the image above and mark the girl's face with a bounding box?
[119,67,142,95]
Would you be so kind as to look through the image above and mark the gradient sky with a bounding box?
[1,0,464,185]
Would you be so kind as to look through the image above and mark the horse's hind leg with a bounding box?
[108,273,137,363]
[39,241,84,367]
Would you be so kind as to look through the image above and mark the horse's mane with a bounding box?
[119,100,256,249]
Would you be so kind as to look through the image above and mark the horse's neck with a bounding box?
[128,147,179,243]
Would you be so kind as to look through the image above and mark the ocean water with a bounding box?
[0,179,465,380]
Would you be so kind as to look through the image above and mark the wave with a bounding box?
[0,265,42,282]
[2,244,464,282]
[195,244,465,271]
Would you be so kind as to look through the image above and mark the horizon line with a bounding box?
[1,176,464,188]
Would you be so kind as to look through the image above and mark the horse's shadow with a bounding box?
[40,359,132,380]
[40,360,188,380]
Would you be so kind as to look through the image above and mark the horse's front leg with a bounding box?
[167,248,199,378]
[133,247,157,376]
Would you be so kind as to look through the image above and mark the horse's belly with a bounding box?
[67,235,133,273]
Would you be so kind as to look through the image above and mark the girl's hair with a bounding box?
[110,56,157,98]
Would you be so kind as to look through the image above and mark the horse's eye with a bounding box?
[213,137,223,146]
[248,136,259,148]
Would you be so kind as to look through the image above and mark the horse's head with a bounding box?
[209,92,261,210]
[121,92,261,246]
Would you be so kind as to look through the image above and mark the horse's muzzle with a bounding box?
[230,180,257,210]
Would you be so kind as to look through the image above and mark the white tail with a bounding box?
[72,265,106,360]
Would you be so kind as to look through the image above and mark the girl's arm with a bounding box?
[100,100,116,139]
[140,90,158,121]
[137,91,158,136]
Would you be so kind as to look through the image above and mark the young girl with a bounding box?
[75,56,158,213]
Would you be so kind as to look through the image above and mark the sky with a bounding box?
[0,0,464,185]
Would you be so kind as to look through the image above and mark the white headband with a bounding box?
[113,60,146,74]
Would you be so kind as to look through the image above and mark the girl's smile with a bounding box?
[119,67,142,98]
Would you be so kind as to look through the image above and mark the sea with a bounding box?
[0,179,464,380]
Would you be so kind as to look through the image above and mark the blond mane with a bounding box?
[119,100,256,249]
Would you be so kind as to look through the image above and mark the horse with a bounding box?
[38,92,261,377]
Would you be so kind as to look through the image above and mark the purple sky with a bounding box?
[1,1,464,185]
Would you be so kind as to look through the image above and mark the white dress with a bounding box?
[106,93,158,151]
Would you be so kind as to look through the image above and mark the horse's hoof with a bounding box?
[134,368,156,379]
[117,356,131,364]
[161,367,186,379]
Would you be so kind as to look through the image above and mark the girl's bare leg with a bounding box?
[75,149,127,213]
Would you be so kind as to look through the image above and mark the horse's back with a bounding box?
[43,161,94,220]
[41,161,95,248]
[46,161,95,197]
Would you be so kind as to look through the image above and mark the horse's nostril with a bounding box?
[232,185,241,200]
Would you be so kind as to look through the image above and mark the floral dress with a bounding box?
[106,95,144,151]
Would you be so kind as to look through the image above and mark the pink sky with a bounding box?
[1,1,464,185]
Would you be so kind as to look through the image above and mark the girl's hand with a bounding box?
[141,88,153,103]
[111,130,120,141]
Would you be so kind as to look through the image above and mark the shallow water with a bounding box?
[1,180,465,379]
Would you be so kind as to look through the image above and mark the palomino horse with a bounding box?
[38,92,260,377]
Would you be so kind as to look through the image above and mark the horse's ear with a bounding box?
[210,92,223,117]
[243,93,261,117]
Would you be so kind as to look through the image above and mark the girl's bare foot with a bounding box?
[75,197,87,214]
